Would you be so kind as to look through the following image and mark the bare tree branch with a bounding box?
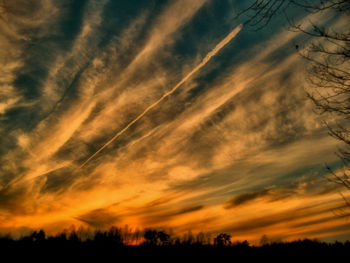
[236,0,350,211]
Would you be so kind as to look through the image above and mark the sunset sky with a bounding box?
[0,0,349,243]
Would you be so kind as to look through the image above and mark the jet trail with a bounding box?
[79,24,243,168]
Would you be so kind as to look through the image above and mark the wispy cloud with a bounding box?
[0,0,348,242]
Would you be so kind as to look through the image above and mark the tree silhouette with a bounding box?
[143,229,158,245]
[30,230,45,242]
[196,232,205,245]
[214,233,232,246]
[107,227,123,246]
[157,231,170,246]
[143,229,170,246]
[237,0,350,214]
[260,234,270,246]
[1,226,350,255]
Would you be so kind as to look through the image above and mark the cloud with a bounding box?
[138,205,204,225]
[224,176,342,209]
[0,0,348,243]
[75,207,121,228]
[222,203,336,234]
[225,189,271,208]
[79,24,242,168]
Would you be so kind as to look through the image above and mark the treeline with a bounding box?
[1,227,349,260]
[0,226,349,249]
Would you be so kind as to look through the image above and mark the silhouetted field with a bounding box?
[0,227,349,260]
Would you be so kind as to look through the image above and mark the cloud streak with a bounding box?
[0,0,349,243]
[79,24,243,168]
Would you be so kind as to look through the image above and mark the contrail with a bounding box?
[79,24,243,168]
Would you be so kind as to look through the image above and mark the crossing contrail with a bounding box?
[79,24,243,168]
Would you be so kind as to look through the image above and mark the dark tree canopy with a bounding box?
[143,229,170,246]
[214,233,232,246]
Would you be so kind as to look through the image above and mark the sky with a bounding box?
[0,0,349,243]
